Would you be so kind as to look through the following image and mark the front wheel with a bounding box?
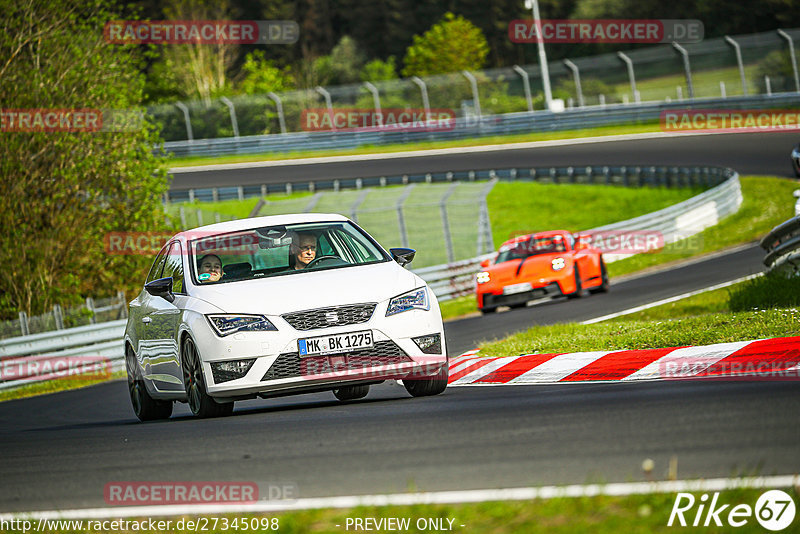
[566,267,583,299]
[182,337,234,418]
[404,360,448,397]
[333,385,370,401]
[589,260,610,294]
[126,346,172,422]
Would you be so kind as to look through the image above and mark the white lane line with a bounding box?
[508,351,610,384]
[622,340,752,381]
[168,131,734,173]
[580,273,763,325]
[4,475,798,520]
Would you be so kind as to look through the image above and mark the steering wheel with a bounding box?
[305,255,348,269]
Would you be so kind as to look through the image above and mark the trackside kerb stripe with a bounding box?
[561,348,675,382]
[475,353,562,383]
[694,336,800,379]
[448,336,800,385]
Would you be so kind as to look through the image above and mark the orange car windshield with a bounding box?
[496,237,567,263]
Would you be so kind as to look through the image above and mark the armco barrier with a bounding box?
[760,215,800,276]
[0,320,126,390]
[417,169,741,301]
[162,93,800,158]
[447,336,800,385]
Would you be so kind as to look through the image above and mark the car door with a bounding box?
[139,241,185,393]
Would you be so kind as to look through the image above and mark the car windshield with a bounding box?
[190,221,389,284]
[495,236,568,263]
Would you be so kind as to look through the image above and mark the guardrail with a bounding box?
[417,168,741,301]
[760,215,800,276]
[0,320,126,391]
[163,93,800,159]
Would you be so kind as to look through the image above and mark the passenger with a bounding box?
[291,232,317,270]
[197,254,223,282]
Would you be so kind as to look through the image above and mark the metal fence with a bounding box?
[151,28,800,145]
[0,292,128,341]
[761,215,800,276]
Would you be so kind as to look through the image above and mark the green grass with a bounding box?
[609,64,762,102]
[22,488,796,533]
[607,176,799,278]
[167,123,662,168]
[0,371,125,403]
[729,272,800,311]
[487,181,702,247]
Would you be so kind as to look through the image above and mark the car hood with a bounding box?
[189,261,420,315]
[487,254,568,283]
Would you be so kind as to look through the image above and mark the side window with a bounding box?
[145,245,169,284]
[162,242,185,293]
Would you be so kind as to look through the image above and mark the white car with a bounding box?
[124,214,448,421]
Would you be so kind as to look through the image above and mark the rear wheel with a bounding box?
[589,260,610,294]
[404,360,448,397]
[566,267,583,299]
[182,337,234,418]
[333,385,370,401]
[126,346,172,422]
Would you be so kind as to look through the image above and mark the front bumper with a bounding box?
[190,306,447,399]
[479,282,563,309]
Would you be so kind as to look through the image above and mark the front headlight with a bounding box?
[386,287,429,316]
[551,257,566,271]
[206,314,278,337]
[476,271,490,284]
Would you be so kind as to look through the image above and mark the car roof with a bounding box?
[173,213,350,240]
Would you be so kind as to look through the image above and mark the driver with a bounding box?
[291,232,317,270]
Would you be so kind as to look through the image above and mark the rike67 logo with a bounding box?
[668,490,796,530]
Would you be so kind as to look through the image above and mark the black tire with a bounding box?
[480,307,497,314]
[404,360,449,397]
[182,337,234,418]
[126,346,172,422]
[333,384,370,401]
[566,266,583,299]
[589,260,610,294]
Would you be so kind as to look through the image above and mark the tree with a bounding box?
[402,12,489,77]
[361,57,398,82]
[239,51,295,94]
[312,35,366,86]
[0,0,169,318]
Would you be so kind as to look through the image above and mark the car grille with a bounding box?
[262,340,411,381]
[281,303,376,331]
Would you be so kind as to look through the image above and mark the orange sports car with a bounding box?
[475,230,608,314]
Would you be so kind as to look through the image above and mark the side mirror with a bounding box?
[480,259,490,268]
[145,277,175,303]
[389,247,416,267]
[573,235,590,251]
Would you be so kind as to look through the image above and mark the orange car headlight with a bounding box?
[551,257,566,271]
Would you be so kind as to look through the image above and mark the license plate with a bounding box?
[503,282,532,295]
[298,330,374,356]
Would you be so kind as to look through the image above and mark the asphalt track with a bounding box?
[1,131,799,514]
[169,130,800,190]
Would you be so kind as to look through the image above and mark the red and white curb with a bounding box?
[447,336,800,386]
